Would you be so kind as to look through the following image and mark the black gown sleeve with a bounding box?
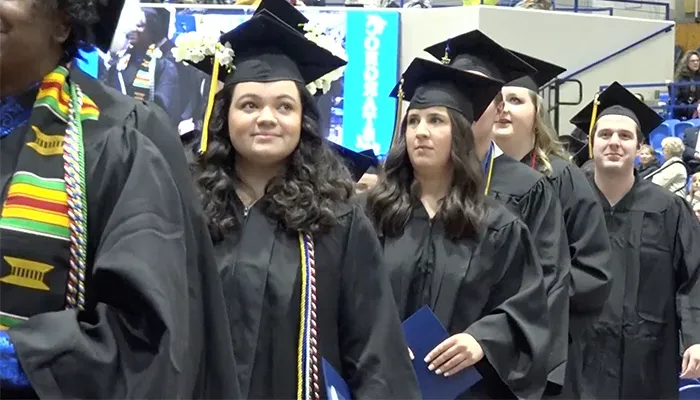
[466,218,549,399]
[519,180,570,387]
[338,205,420,398]
[671,198,700,348]
[556,164,612,320]
[7,127,189,398]
[135,102,241,399]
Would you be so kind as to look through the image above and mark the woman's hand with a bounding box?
[424,333,484,377]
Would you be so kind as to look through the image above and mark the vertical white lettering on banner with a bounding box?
[357,15,387,154]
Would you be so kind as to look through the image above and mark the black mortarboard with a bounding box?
[254,0,308,34]
[506,51,566,91]
[422,30,536,82]
[570,81,663,138]
[570,81,663,158]
[327,142,379,181]
[559,132,590,167]
[92,0,127,52]
[191,11,345,86]
[389,57,504,123]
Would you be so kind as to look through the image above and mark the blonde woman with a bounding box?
[687,173,700,206]
[636,144,661,178]
[648,137,687,197]
[492,51,612,397]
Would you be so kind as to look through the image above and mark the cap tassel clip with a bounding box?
[441,43,451,65]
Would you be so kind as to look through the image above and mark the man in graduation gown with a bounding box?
[423,30,574,397]
[0,0,240,398]
[570,82,700,399]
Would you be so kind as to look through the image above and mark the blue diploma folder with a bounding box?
[402,306,483,399]
[322,358,351,400]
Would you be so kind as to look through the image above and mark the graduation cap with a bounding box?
[327,141,378,181]
[505,51,566,92]
[569,81,664,159]
[191,12,344,86]
[176,10,346,153]
[254,0,308,34]
[422,30,536,82]
[390,57,504,123]
[92,0,127,52]
[559,131,590,167]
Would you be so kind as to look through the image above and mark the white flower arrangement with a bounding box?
[171,31,235,71]
[302,21,348,95]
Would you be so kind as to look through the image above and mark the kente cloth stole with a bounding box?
[118,44,160,103]
[0,66,99,330]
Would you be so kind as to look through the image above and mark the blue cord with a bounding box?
[0,331,30,388]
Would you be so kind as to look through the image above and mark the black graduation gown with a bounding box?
[490,153,571,391]
[216,198,420,399]
[579,175,700,399]
[0,68,240,399]
[521,154,613,398]
[380,201,550,399]
[71,67,242,399]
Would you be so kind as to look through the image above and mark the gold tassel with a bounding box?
[389,77,405,151]
[199,53,221,154]
[587,92,600,159]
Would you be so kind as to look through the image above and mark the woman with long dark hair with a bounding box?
[365,57,550,399]
[422,31,573,397]
[180,8,418,399]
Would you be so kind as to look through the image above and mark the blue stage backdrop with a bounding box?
[76,5,400,157]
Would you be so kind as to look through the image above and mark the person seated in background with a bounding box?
[682,122,700,174]
[646,137,687,197]
[688,172,700,206]
[635,144,661,178]
[672,50,700,120]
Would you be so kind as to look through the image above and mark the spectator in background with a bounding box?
[687,172,700,206]
[694,202,700,221]
[514,0,552,9]
[104,7,181,123]
[636,144,661,178]
[682,122,700,174]
[672,50,700,120]
[647,137,687,197]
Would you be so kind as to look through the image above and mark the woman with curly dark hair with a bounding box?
[180,6,418,399]
[0,0,239,399]
[365,57,550,399]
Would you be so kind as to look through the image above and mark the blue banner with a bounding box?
[75,5,401,156]
[343,11,400,157]
[76,49,99,79]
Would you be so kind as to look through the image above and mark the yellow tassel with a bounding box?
[587,93,600,159]
[199,54,221,154]
[389,78,405,151]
